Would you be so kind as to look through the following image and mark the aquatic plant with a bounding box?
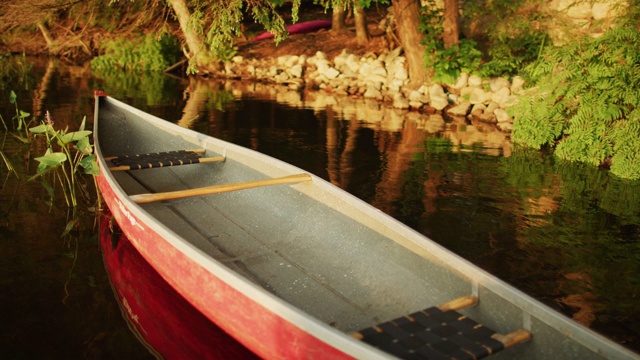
[28,111,99,208]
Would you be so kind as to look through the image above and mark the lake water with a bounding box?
[2,58,639,357]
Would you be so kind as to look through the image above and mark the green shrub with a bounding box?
[91,33,181,72]
[420,1,482,83]
[509,18,640,180]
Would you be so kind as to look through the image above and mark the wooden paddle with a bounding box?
[130,173,312,204]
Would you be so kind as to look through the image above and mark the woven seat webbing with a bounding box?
[354,306,505,360]
[110,150,202,170]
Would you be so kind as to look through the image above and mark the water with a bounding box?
[1,58,639,356]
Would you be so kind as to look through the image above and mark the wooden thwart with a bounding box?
[130,173,312,204]
[352,295,531,359]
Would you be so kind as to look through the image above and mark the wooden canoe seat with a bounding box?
[106,149,224,172]
[352,296,531,359]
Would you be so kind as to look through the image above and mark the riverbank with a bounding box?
[200,22,518,134]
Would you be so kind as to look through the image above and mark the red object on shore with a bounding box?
[252,20,332,41]
[100,209,259,359]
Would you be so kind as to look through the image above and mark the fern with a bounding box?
[509,14,640,180]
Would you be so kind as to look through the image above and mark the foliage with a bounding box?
[28,111,99,208]
[0,53,34,91]
[419,1,482,83]
[479,27,548,78]
[188,0,301,64]
[509,13,640,180]
[91,33,182,72]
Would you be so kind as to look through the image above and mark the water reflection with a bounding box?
[1,58,638,353]
[99,210,258,359]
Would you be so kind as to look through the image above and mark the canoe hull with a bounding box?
[100,209,258,359]
[97,175,356,359]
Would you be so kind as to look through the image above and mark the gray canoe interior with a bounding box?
[98,101,474,333]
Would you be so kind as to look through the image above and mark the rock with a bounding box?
[232,56,244,64]
[453,73,469,89]
[447,101,472,116]
[392,64,409,81]
[409,90,429,104]
[364,86,383,100]
[429,84,449,111]
[490,77,511,92]
[323,67,341,80]
[468,87,492,104]
[485,101,500,115]
[511,76,526,93]
[470,103,486,117]
[478,113,497,124]
[289,64,304,78]
[315,51,327,60]
[566,2,592,19]
[497,121,514,133]
[392,93,410,109]
[468,74,483,87]
[491,87,512,107]
[274,71,289,83]
[494,108,512,123]
[345,54,361,73]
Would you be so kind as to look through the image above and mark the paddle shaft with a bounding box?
[108,156,225,172]
[130,173,312,204]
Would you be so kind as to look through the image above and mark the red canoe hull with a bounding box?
[253,20,332,41]
[97,174,354,359]
[100,209,258,359]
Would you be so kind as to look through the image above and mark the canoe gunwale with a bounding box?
[94,96,394,359]
[93,95,639,360]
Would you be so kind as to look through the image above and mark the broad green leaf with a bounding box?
[17,110,30,119]
[29,124,55,134]
[35,151,67,166]
[59,130,92,145]
[75,136,93,155]
[79,155,100,176]
[9,90,17,104]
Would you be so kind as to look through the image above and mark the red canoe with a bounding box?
[252,20,332,41]
[93,94,638,359]
[100,209,258,359]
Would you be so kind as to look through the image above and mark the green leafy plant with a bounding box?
[28,111,99,207]
[509,11,640,180]
[420,1,482,83]
[91,33,181,72]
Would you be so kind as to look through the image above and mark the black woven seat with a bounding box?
[106,149,224,172]
[353,296,531,360]
[110,150,202,170]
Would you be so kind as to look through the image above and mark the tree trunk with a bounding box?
[168,0,218,73]
[331,5,347,32]
[442,0,459,48]
[37,21,57,54]
[354,6,370,45]
[391,0,431,85]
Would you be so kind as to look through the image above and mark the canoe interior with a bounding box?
[96,97,637,359]
[98,100,473,333]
